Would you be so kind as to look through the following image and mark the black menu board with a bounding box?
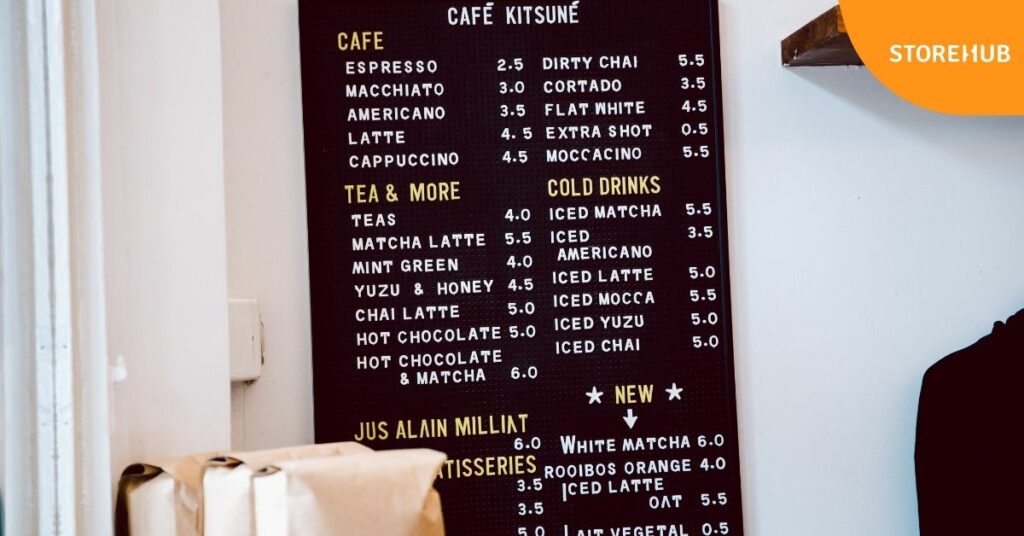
[299,1,743,534]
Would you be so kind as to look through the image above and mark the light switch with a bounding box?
[228,298,264,382]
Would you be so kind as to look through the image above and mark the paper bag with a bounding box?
[251,448,446,536]
[115,452,214,536]
[203,442,372,536]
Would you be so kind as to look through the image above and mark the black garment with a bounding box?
[915,310,1024,534]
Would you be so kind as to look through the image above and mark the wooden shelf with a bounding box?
[782,5,863,67]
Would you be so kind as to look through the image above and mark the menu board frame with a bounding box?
[299,1,745,534]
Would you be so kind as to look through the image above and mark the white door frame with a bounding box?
[1,0,112,534]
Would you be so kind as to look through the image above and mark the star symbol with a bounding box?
[586,386,604,404]
[666,383,684,401]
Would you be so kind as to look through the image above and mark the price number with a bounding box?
[688,265,717,279]
[681,122,710,136]
[498,58,525,72]
[689,288,718,302]
[505,231,532,245]
[507,302,536,316]
[678,53,706,67]
[501,127,534,141]
[500,80,526,94]
[688,225,714,239]
[502,150,528,164]
[516,478,544,492]
[513,436,541,451]
[517,502,544,516]
[690,312,719,326]
[510,366,539,380]
[697,434,726,448]
[692,335,720,349]
[508,278,534,292]
[681,99,709,113]
[505,208,532,222]
[700,492,729,507]
[506,255,534,269]
[701,522,730,536]
[699,457,727,471]
[686,202,713,216]
[501,104,527,118]
[682,145,711,159]
[680,76,707,90]
[508,325,536,339]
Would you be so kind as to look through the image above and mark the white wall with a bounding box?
[218,0,1024,533]
[98,0,232,476]
[722,1,1024,534]
[220,0,315,450]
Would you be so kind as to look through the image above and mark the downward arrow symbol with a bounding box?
[623,408,638,429]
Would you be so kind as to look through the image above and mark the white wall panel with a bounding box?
[220,0,315,450]
[97,0,232,479]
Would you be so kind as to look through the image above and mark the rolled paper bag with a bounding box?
[202,442,373,536]
[252,448,447,536]
[115,452,214,536]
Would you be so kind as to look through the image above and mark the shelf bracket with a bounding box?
[782,5,863,67]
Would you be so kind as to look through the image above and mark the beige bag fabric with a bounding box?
[115,452,214,536]
[202,442,372,536]
[251,448,446,536]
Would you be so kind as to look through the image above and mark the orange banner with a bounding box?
[841,0,1024,114]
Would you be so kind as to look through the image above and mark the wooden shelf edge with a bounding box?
[782,5,864,67]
